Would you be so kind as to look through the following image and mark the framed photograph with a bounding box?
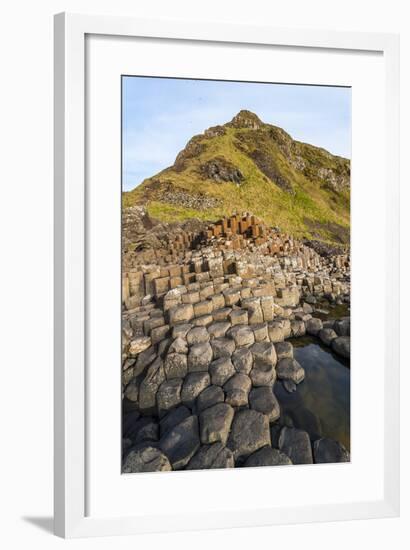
[54,13,400,538]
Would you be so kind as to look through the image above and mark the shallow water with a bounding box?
[274,337,350,450]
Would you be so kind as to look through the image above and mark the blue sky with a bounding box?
[122,77,351,191]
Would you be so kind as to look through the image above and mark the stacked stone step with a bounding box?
[122,290,350,472]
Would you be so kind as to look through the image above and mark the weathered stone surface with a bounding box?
[302,302,314,314]
[159,415,200,469]
[267,321,285,343]
[172,323,192,339]
[241,297,264,324]
[169,304,194,325]
[333,318,350,337]
[250,342,277,386]
[211,337,236,359]
[223,288,241,306]
[168,337,188,354]
[181,372,211,407]
[274,341,293,360]
[157,378,183,416]
[276,357,305,384]
[186,442,234,470]
[199,403,235,445]
[283,380,297,393]
[230,309,249,326]
[150,325,170,344]
[212,307,232,321]
[227,409,271,460]
[244,446,292,467]
[249,387,280,422]
[164,352,188,379]
[278,427,313,464]
[160,405,191,437]
[227,324,255,347]
[251,341,277,367]
[196,385,224,413]
[306,317,323,336]
[209,357,236,386]
[135,345,157,376]
[122,446,172,473]
[252,322,269,342]
[260,296,274,322]
[139,357,165,413]
[290,320,306,337]
[194,300,213,317]
[187,326,210,345]
[313,437,350,463]
[224,373,252,407]
[331,336,350,358]
[124,377,140,403]
[193,314,214,327]
[129,336,152,356]
[319,328,338,346]
[208,321,231,339]
[232,347,253,374]
[187,342,213,372]
[131,417,159,444]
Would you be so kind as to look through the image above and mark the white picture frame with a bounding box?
[54,12,400,538]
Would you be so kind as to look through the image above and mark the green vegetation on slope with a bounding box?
[123,110,350,244]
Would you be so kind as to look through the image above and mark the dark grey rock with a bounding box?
[276,357,305,384]
[139,357,165,413]
[196,385,224,413]
[249,387,280,422]
[283,380,297,393]
[159,415,200,469]
[306,317,323,336]
[164,352,188,379]
[181,372,211,408]
[209,357,236,386]
[232,347,253,374]
[274,341,293,360]
[319,328,338,346]
[135,345,157,376]
[278,427,313,464]
[199,402,235,445]
[331,336,350,358]
[227,409,271,460]
[188,342,213,372]
[122,446,172,473]
[186,442,234,470]
[244,446,292,467]
[211,337,236,359]
[224,373,252,407]
[313,438,350,463]
[131,417,159,444]
[333,318,350,337]
[156,378,183,417]
[160,405,191,437]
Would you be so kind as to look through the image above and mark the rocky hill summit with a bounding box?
[123,110,350,244]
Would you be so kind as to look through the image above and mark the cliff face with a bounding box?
[123,110,350,244]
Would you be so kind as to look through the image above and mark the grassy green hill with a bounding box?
[123,110,350,244]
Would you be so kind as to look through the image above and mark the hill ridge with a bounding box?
[123,110,350,244]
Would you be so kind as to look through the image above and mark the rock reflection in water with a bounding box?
[274,337,350,450]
